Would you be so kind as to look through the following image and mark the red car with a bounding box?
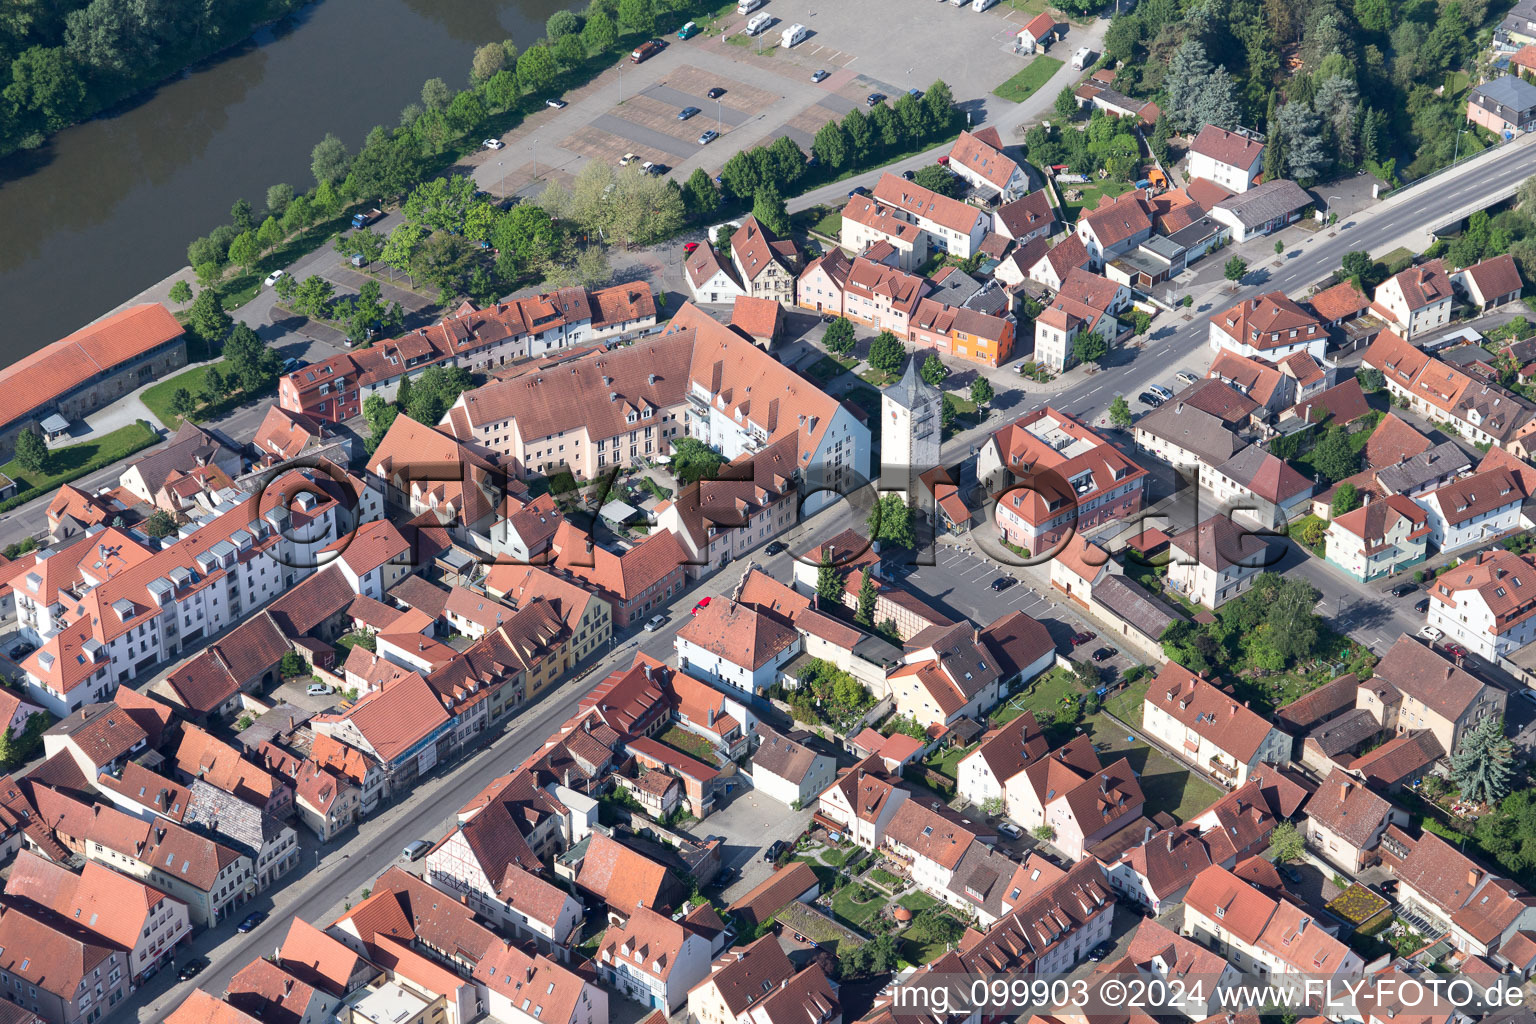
[691,596,712,615]
[1069,631,1096,647]
[684,241,700,254]
[1443,642,1468,659]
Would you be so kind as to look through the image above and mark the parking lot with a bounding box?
[471,0,1034,195]
[707,787,817,904]
[903,544,1143,679]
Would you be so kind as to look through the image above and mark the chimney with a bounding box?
[1167,831,1174,852]
[1229,704,1236,717]
[1340,780,1350,802]
[1470,869,1481,886]
[1144,825,1153,844]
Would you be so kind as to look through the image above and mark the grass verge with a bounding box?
[993,57,1064,103]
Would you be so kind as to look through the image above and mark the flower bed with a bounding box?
[1325,882,1390,926]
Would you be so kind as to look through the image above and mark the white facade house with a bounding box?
[674,598,802,696]
[751,725,837,808]
[1373,260,1454,340]
[1142,662,1291,788]
[1427,549,1536,660]
[597,907,713,1012]
[1186,125,1265,194]
[1414,469,1525,552]
[817,757,911,849]
[425,830,583,952]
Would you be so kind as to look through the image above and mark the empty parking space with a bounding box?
[654,64,783,113]
[638,84,753,127]
[618,95,732,146]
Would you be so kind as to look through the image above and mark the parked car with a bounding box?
[402,840,432,861]
[482,138,505,150]
[545,97,568,109]
[1088,943,1112,963]
[1443,642,1468,659]
[1417,625,1444,642]
[644,613,667,632]
[692,596,712,615]
[263,269,285,288]
[821,314,837,323]
[237,911,267,933]
[698,129,720,145]
[677,20,701,37]
[763,840,787,862]
[1390,582,1418,597]
[8,642,34,660]
[707,86,726,98]
[1070,631,1096,647]
[306,683,335,696]
[907,87,923,98]
[996,821,1023,839]
[848,185,869,197]
[1091,647,1116,662]
[1176,371,1198,386]
[678,106,701,120]
[811,69,829,82]
[1414,597,1430,613]
[350,208,383,229]
[765,541,788,555]
[619,152,639,165]
[178,957,209,981]
[630,39,665,62]
[1278,864,1303,884]
[1138,391,1163,406]
[990,576,1017,592]
[684,241,700,254]
[900,169,915,180]
[1149,385,1174,401]
[865,92,888,106]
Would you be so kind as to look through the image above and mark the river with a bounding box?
[0,0,566,360]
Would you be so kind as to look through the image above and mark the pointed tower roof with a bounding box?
[886,355,942,411]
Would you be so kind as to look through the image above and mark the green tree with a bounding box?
[227,230,261,272]
[169,387,198,421]
[867,492,916,549]
[484,69,519,111]
[1270,821,1306,862]
[274,272,298,303]
[823,317,856,355]
[618,0,654,34]
[1131,310,1152,335]
[752,184,791,237]
[186,288,231,348]
[1224,256,1248,282]
[1108,395,1134,429]
[363,395,399,454]
[1311,426,1359,483]
[256,215,283,251]
[842,108,872,163]
[517,45,559,95]
[311,132,351,186]
[547,10,581,38]
[230,198,254,232]
[921,80,953,129]
[1331,482,1361,516]
[940,393,958,433]
[471,41,508,83]
[1054,86,1078,120]
[266,183,294,217]
[920,352,948,386]
[969,376,994,408]
[420,77,451,111]
[168,280,192,305]
[1072,332,1107,365]
[1356,367,1386,393]
[11,428,47,475]
[1341,250,1374,291]
[202,365,228,403]
[582,11,618,53]
[855,572,877,625]
[670,437,726,485]
[812,120,850,170]
[868,331,905,375]
[1275,239,1286,256]
[913,164,959,196]
[815,552,843,604]
[142,509,176,539]
[294,275,335,319]
[684,168,720,217]
[1451,715,1514,805]
[446,90,487,134]
[279,651,308,679]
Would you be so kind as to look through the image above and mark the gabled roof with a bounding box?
[689,934,795,1015]
[1145,662,1275,762]
[1168,514,1267,573]
[727,861,820,929]
[1183,864,1275,943]
[577,830,675,914]
[1461,253,1523,300]
[947,129,1021,191]
[1372,634,1491,723]
[1307,769,1397,848]
[994,192,1055,239]
[1380,258,1454,312]
[872,172,987,236]
[327,671,451,763]
[1189,124,1264,169]
[1079,189,1153,247]
[1212,445,1311,505]
[752,725,829,784]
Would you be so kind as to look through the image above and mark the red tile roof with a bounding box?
[578,831,675,914]
[1146,662,1275,762]
[872,172,987,236]
[1189,124,1264,169]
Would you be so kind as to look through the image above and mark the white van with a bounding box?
[737,0,764,13]
[781,22,808,46]
[1071,46,1093,70]
[972,0,998,9]
[745,12,772,34]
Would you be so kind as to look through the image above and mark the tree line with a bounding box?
[0,0,305,158]
[1098,0,1493,186]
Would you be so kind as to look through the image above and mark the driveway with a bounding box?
[707,788,817,904]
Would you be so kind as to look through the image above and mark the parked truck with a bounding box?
[351,208,383,230]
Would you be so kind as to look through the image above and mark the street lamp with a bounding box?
[717,99,722,136]
[1322,194,1340,223]
[531,138,539,181]
[1452,125,1471,168]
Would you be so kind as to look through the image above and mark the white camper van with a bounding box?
[781,22,808,46]
[1071,47,1093,69]
[745,12,772,34]
[972,0,999,11]
[737,0,765,11]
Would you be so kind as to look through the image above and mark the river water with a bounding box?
[0,0,564,359]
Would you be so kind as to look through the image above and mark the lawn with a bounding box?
[809,207,843,238]
[806,355,857,386]
[831,884,888,928]
[140,359,275,430]
[0,422,160,514]
[1101,677,1148,727]
[897,890,940,913]
[1082,712,1223,823]
[1061,180,1134,225]
[857,367,901,388]
[991,666,1079,726]
[659,726,719,765]
[870,867,904,889]
[993,57,1064,103]
[923,741,977,782]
